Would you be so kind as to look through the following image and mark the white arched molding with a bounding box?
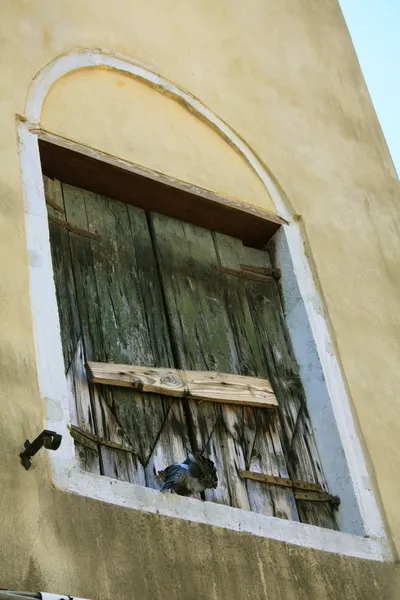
[26,48,289,220]
[18,48,389,561]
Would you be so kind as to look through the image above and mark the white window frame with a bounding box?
[18,48,390,562]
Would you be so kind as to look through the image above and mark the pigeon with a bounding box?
[158,452,218,499]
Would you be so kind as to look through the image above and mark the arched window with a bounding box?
[18,49,387,561]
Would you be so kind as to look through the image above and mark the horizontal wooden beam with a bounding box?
[36,130,287,249]
[212,265,274,283]
[85,362,278,408]
[48,214,101,241]
[239,264,281,280]
[69,424,135,454]
[293,490,340,506]
[238,469,322,492]
[238,470,340,506]
[46,198,65,214]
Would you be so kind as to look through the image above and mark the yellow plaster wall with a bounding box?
[41,68,274,211]
[1,0,400,596]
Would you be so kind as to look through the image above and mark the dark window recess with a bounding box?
[44,175,337,531]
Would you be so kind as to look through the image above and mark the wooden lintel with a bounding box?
[212,265,274,283]
[85,362,278,409]
[48,214,100,241]
[239,264,281,280]
[36,130,287,249]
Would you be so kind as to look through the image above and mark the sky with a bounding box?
[338,0,400,177]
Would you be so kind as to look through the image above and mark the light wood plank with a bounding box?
[86,362,278,409]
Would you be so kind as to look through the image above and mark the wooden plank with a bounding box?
[214,231,299,521]
[150,213,250,509]
[239,264,281,280]
[65,340,101,474]
[125,204,191,490]
[46,197,65,214]
[80,190,162,481]
[69,426,98,453]
[240,244,304,449]
[92,385,146,485]
[45,177,81,372]
[48,214,101,241]
[61,183,126,480]
[82,190,189,487]
[212,265,274,283]
[289,410,338,529]
[44,177,101,475]
[239,470,339,504]
[38,134,286,249]
[126,204,175,368]
[85,363,278,408]
[70,424,136,453]
[61,183,105,363]
[293,491,340,505]
[238,470,323,492]
[239,243,338,527]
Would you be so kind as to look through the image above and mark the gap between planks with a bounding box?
[85,362,278,409]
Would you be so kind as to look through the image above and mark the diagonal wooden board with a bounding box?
[85,362,278,409]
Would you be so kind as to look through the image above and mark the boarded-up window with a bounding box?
[44,176,338,530]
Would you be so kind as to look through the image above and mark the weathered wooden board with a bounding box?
[60,181,116,476]
[80,189,189,486]
[92,385,146,485]
[239,244,304,451]
[212,265,274,283]
[45,177,100,474]
[289,409,337,529]
[125,204,191,486]
[214,231,299,521]
[65,340,100,474]
[238,470,323,492]
[86,362,278,408]
[86,193,192,487]
[240,264,281,280]
[150,213,250,509]
[238,242,336,529]
[45,178,81,373]
[46,176,337,531]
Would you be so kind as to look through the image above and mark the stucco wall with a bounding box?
[1,0,400,597]
[41,68,274,211]
[7,470,400,600]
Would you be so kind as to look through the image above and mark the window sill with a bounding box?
[49,450,390,563]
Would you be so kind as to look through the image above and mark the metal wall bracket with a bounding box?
[20,429,62,470]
